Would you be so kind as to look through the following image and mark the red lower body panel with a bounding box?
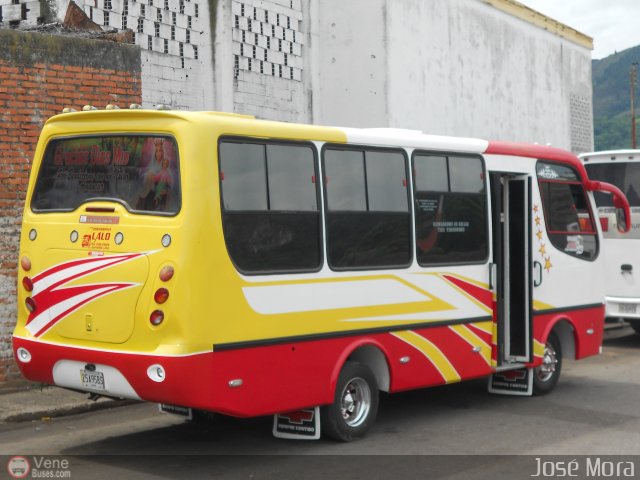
[11,308,600,417]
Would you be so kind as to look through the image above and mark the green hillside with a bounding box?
[593,46,640,150]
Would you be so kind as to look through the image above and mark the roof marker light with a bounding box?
[62,107,77,113]
[105,104,120,110]
[82,105,98,111]
[129,103,143,109]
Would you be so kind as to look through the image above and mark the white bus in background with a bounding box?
[581,150,640,332]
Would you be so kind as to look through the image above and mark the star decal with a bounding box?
[536,230,543,241]
[533,205,539,213]
[535,216,541,226]
[544,257,552,272]
[539,243,546,256]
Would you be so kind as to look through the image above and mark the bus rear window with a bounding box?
[31,135,181,215]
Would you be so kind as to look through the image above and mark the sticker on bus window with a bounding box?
[32,135,181,215]
[565,235,584,255]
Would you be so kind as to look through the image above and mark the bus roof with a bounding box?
[47,108,581,166]
[581,150,640,162]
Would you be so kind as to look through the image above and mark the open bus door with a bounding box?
[489,173,534,395]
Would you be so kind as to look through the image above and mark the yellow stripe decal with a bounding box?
[392,331,461,383]
[534,339,545,358]
[449,325,492,366]
[468,321,493,336]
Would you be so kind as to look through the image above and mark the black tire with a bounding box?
[533,332,562,395]
[629,320,640,335]
[321,361,379,442]
[190,409,216,423]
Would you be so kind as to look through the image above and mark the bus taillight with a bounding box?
[22,277,33,292]
[599,217,609,232]
[159,266,174,282]
[150,310,164,326]
[154,288,169,304]
[25,297,37,313]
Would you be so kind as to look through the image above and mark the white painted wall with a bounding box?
[4,0,593,151]
[309,0,593,152]
[308,0,388,128]
[224,0,308,122]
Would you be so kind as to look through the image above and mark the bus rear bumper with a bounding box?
[605,296,640,320]
[11,336,241,414]
[11,334,339,417]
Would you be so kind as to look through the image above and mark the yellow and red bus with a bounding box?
[12,108,629,441]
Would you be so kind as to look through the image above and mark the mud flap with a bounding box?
[272,407,320,440]
[488,367,533,396]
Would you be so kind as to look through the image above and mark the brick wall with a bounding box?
[0,29,141,389]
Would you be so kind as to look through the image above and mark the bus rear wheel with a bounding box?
[321,361,379,442]
[533,332,562,395]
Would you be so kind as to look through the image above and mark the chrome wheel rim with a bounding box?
[340,377,371,427]
[536,341,558,382]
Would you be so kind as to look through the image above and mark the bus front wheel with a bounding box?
[321,361,379,442]
[533,332,562,395]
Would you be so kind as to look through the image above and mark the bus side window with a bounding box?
[323,147,411,269]
[219,140,321,273]
[413,153,488,265]
[537,161,598,260]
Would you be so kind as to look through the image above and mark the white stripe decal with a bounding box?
[27,286,119,335]
[242,279,431,315]
[32,255,135,295]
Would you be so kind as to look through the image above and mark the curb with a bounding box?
[1,398,140,423]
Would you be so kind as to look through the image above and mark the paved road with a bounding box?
[2,327,640,479]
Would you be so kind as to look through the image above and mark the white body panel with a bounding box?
[486,154,604,312]
[581,150,640,319]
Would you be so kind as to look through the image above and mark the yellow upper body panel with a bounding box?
[16,109,492,355]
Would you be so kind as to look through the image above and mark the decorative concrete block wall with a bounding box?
[229,0,308,122]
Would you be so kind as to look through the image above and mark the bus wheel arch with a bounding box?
[321,343,390,441]
[548,318,576,360]
[533,318,574,395]
[345,344,390,393]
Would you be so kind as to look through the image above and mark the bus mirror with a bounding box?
[588,180,631,234]
[616,207,628,233]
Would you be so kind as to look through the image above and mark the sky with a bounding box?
[518,0,640,59]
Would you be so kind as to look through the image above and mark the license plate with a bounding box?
[80,369,105,390]
[619,303,637,314]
